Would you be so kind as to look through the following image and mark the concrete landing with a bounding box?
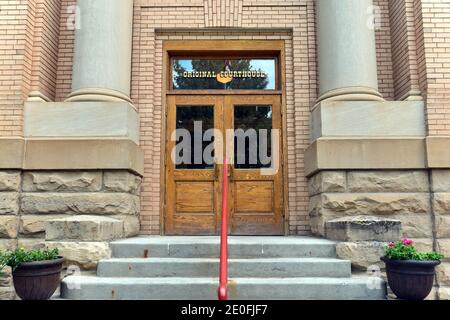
[110,236,337,258]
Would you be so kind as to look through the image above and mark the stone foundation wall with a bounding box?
[0,170,141,299]
[308,169,449,300]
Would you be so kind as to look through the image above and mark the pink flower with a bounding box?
[402,239,413,246]
[388,242,396,247]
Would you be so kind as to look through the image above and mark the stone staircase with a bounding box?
[61,236,387,300]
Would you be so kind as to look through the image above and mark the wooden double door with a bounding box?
[165,95,284,235]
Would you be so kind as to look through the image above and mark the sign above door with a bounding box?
[171,58,277,90]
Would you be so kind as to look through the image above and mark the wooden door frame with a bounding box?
[160,40,289,235]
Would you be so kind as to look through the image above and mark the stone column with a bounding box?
[66,0,134,103]
[316,0,383,102]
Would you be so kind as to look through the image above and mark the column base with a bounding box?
[24,101,140,144]
[310,100,425,141]
[66,88,132,103]
[317,87,384,104]
[27,91,51,102]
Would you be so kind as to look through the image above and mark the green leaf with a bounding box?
[0,248,60,272]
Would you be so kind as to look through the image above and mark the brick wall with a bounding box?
[0,0,35,136]
[389,0,421,100]
[0,0,63,135]
[414,0,450,135]
[374,0,395,100]
[54,0,75,101]
[29,0,61,101]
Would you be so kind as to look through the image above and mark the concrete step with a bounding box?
[61,276,386,300]
[97,257,351,278]
[110,236,337,258]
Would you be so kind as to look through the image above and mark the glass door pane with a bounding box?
[234,105,273,169]
[175,106,214,169]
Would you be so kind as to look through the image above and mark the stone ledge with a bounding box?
[325,216,401,242]
[306,137,450,176]
[310,193,431,217]
[46,215,124,241]
[23,172,103,192]
[0,138,144,176]
[21,193,140,216]
[427,137,450,168]
[347,171,429,193]
[24,139,144,176]
[305,138,426,177]
[0,139,24,169]
[19,215,67,237]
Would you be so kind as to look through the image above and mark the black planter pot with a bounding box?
[12,257,64,300]
[381,256,440,300]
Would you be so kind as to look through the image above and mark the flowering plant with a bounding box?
[384,239,444,261]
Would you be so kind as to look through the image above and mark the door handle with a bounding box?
[227,164,233,182]
[214,163,233,182]
[214,162,219,181]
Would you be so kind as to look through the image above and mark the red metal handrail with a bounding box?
[218,158,229,300]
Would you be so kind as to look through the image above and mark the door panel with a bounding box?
[175,182,214,212]
[225,95,284,235]
[165,95,283,235]
[235,181,274,213]
[165,95,223,235]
